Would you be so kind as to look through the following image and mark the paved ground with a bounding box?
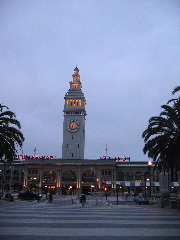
[0,197,180,240]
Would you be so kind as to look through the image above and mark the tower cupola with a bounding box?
[72,66,80,82]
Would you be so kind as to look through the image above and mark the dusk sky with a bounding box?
[0,0,179,161]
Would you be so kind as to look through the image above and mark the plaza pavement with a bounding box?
[0,195,180,240]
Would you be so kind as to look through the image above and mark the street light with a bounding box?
[105,187,108,200]
[0,160,6,197]
[0,169,2,198]
[144,161,152,198]
[116,184,119,205]
[147,161,152,198]
[10,166,14,194]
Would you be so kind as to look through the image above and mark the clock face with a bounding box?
[67,120,80,132]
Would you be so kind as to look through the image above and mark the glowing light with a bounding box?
[148,161,152,166]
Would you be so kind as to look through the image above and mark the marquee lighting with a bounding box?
[100,156,130,161]
[13,155,54,160]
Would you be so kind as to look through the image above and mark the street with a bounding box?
[0,199,180,240]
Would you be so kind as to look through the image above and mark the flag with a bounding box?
[34,146,36,156]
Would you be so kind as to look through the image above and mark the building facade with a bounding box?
[1,157,179,196]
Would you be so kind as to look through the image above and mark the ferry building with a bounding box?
[0,67,179,196]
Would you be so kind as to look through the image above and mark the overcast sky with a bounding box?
[0,0,179,161]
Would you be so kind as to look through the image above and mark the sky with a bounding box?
[0,0,179,161]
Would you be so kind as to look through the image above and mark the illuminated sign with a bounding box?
[115,157,130,162]
[13,155,54,160]
[100,156,130,161]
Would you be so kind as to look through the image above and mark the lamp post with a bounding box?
[10,166,14,194]
[116,184,119,205]
[1,160,6,197]
[96,178,99,205]
[144,172,147,198]
[0,169,2,199]
[144,161,152,199]
[105,187,108,200]
[147,161,152,198]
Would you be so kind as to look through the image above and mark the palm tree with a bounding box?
[142,86,180,180]
[0,104,25,162]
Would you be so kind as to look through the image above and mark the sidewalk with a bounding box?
[0,198,29,208]
[43,194,137,205]
[1,194,180,213]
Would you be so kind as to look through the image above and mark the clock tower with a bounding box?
[62,67,86,159]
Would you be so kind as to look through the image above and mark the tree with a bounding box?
[0,104,25,162]
[142,86,180,180]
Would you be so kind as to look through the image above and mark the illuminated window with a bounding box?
[66,100,82,108]
[102,170,111,176]
[72,84,78,90]
[82,170,94,182]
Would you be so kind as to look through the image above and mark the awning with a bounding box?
[170,182,180,187]
[104,181,161,187]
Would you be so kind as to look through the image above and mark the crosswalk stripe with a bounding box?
[0,202,179,238]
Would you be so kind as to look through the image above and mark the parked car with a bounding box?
[18,191,42,200]
[5,193,14,201]
[136,198,149,205]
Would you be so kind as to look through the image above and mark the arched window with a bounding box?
[135,171,142,181]
[43,170,56,182]
[153,171,159,182]
[13,176,19,181]
[117,171,124,181]
[82,170,94,182]
[126,171,133,181]
[62,170,76,182]
[13,170,19,175]
[144,171,150,180]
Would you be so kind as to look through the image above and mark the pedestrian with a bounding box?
[76,194,80,204]
[125,193,128,199]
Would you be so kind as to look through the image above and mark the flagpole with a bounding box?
[34,146,36,158]
[106,144,107,158]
